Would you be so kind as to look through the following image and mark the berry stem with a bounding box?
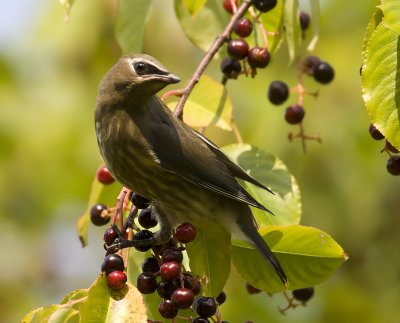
[113,187,131,229]
[231,119,244,144]
[174,0,254,119]
[249,6,269,49]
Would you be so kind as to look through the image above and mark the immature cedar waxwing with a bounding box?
[95,54,287,285]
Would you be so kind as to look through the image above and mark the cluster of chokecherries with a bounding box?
[368,124,400,176]
[91,166,228,322]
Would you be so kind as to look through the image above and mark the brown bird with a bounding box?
[95,54,287,285]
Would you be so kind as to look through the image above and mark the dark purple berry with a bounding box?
[369,124,385,140]
[313,61,335,84]
[292,287,315,302]
[103,226,118,246]
[162,247,183,264]
[137,272,157,294]
[245,282,261,294]
[247,47,270,68]
[142,256,160,273]
[301,56,320,75]
[175,222,197,243]
[285,105,305,124]
[268,81,289,105]
[299,11,311,31]
[132,229,153,252]
[194,297,217,318]
[158,299,178,319]
[96,166,115,185]
[107,271,127,291]
[101,253,125,275]
[191,280,201,296]
[192,318,210,323]
[130,192,150,209]
[220,57,242,79]
[157,280,179,298]
[387,155,400,175]
[171,288,195,309]
[138,208,158,229]
[216,291,226,305]
[160,261,181,281]
[233,18,253,38]
[90,203,110,226]
[253,0,277,12]
[386,140,399,153]
[227,39,249,60]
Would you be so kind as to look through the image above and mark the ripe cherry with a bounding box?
[96,166,115,185]
[247,47,270,68]
[285,105,305,124]
[106,271,127,291]
[227,39,249,60]
[90,203,110,226]
[175,222,197,243]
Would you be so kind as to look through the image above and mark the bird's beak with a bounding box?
[166,73,180,84]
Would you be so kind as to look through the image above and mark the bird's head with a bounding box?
[98,54,180,105]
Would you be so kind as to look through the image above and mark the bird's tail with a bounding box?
[236,206,288,286]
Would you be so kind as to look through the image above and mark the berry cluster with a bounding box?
[368,124,400,176]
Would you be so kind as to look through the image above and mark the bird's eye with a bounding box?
[133,62,147,75]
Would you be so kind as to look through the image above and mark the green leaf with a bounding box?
[185,224,231,297]
[21,305,60,323]
[167,75,233,130]
[222,144,301,226]
[48,308,79,323]
[362,23,400,149]
[283,0,301,62]
[59,0,75,22]
[174,0,229,52]
[258,0,284,54]
[307,0,320,51]
[77,167,122,247]
[115,0,152,54]
[380,0,400,34]
[361,9,383,68]
[183,0,207,15]
[232,225,348,293]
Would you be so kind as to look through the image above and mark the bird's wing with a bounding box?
[140,97,271,212]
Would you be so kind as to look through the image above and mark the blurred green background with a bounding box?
[1,0,398,322]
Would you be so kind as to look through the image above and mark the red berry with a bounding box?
[158,299,178,319]
[227,39,249,60]
[247,47,270,68]
[106,271,127,291]
[368,124,385,140]
[160,261,181,281]
[234,18,253,38]
[171,288,194,309]
[103,226,118,246]
[387,155,400,175]
[101,253,125,275]
[223,0,237,14]
[96,166,115,185]
[285,105,305,124]
[175,222,197,243]
[90,203,110,226]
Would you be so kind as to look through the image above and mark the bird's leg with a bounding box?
[106,205,172,255]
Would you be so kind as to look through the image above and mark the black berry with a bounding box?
[137,272,157,294]
[220,57,242,79]
[194,297,217,318]
[103,226,118,246]
[96,166,115,185]
[138,208,158,229]
[142,256,160,273]
[162,247,183,264]
[90,203,110,226]
[253,0,277,12]
[132,229,153,252]
[299,11,310,31]
[245,282,261,294]
[175,222,197,243]
[101,253,125,275]
[130,192,150,209]
[160,261,181,281]
[386,140,399,153]
[157,280,179,298]
[227,39,249,60]
[233,18,253,38]
[158,299,178,319]
[313,61,335,84]
[387,155,400,175]
[301,56,320,76]
[192,318,210,323]
[285,105,305,124]
[247,47,270,68]
[369,124,385,140]
[106,271,127,291]
[268,81,289,105]
[216,291,226,305]
[171,288,195,309]
[292,287,315,302]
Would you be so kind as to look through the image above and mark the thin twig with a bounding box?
[174,0,254,119]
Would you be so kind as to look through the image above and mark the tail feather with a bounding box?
[237,209,288,286]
